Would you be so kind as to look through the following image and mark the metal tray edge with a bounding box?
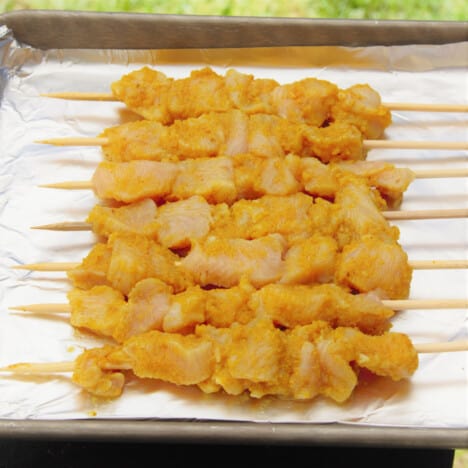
[1,10,467,49]
[0,419,467,448]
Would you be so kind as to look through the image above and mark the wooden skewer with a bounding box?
[38,137,108,147]
[382,208,468,220]
[32,221,92,231]
[12,262,80,271]
[9,304,72,313]
[11,259,468,272]
[409,260,468,270]
[414,340,468,354]
[42,92,117,101]
[42,92,468,113]
[412,168,468,179]
[363,140,468,151]
[0,361,76,374]
[1,338,468,376]
[36,136,468,151]
[381,299,468,310]
[9,298,468,314]
[384,102,468,113]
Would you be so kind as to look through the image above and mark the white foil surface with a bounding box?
[0,26,467,427]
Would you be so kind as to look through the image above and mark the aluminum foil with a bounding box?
[0,26,467,427]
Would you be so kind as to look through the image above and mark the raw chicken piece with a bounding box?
[92,159,178,203]
[87,199,160,239]
[280,235,338,285]
[334,173,400,247]
[152,196,213,249]
[335,235,412,299]
[113,278,173,343]
[67,243,112,290]
[181,234,286,288]
[271,76,338,127]
[106,233,193,295]
[335,160,415,208]
[232,153,302,199]
[171,157,237,204]
[331,84,392,139]
[68,285,125,338]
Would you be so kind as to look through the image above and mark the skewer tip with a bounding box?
[31,221,93,231]
[0,361,75,374]
[38,181,93,190]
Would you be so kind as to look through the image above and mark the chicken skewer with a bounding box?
[40,156,468,214]
[10,280,468,346]
[38,111,468,164]
[31,193,468,248]
[2,330,465,397]
[42,66,468,131]
[0,318,421,402]
[4,320,467,404]
[10,281,398,340]
[43,66,392,137]
[11,226,444,301]
[40,155,418,207]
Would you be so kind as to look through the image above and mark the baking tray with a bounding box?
[0,10,467,448]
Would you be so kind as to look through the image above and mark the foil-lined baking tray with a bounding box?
[0,11,467,447]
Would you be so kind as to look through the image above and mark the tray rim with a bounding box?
[0,419,467,448]
[0,10,467,448]
[1,10,467,49]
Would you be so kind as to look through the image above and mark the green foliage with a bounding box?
[0,0,467,20]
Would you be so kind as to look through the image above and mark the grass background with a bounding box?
[1,0,467,464]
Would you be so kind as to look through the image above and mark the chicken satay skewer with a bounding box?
[32,154,460,208]
[7,232,463,303]
[38,166,468,190]
[0,319,466,402]
[9,280,398,339]
[42,92,468,113]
